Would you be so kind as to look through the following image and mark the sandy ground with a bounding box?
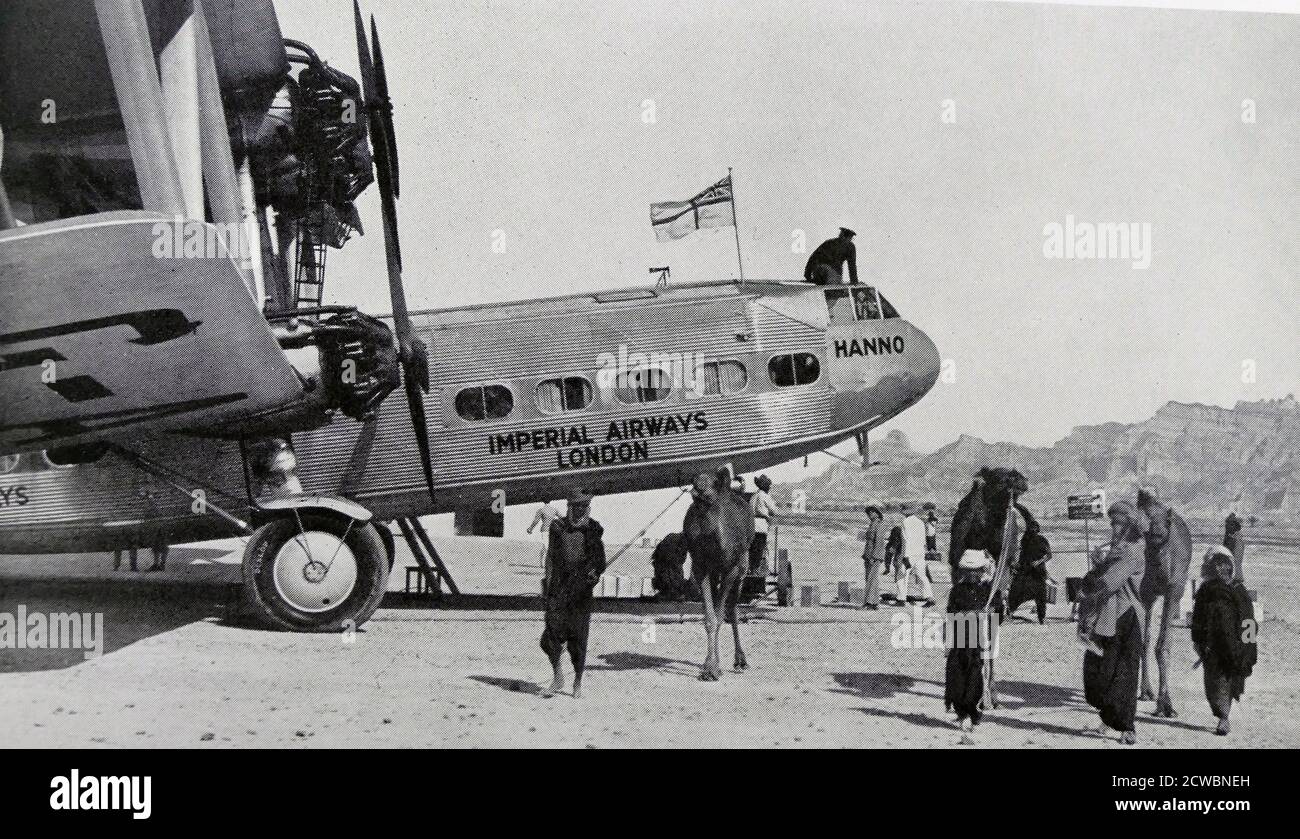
[1,522,1296,748]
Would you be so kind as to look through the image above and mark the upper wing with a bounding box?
[0,210,306,454]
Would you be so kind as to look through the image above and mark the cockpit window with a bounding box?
[853,287,881,320]
[825,286,885,323]
[879,294,900,319]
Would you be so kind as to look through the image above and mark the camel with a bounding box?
[1135,489,1194,718]
[948,467,1030,709]
[682,469,754,681]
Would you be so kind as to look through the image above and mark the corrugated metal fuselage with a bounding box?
[0,281,939,553]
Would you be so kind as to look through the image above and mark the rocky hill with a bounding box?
[778,396,1300,525]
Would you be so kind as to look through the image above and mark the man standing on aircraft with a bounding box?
[803,227,859,285]
[527,499,562,568]
[540,489,607,699]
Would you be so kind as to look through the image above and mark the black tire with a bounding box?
[374,521,396,572]
[241,511,389,632]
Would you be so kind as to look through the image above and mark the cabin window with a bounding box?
[614,366,673,404]
[535,376,594,414]
[0,453,20,474]
[701,360,748,396]
[42,443,108,467]
[768,353,820,387]
[454,384,514,421]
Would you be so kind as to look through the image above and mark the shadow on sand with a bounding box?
[0,577,235,674]
[589,650,701,677]
[467,675,548,696]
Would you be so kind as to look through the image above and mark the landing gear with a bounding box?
[241,509,389,632]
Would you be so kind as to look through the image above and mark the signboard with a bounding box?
[1067,491,1106,520]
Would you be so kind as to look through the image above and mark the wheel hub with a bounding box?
[273,531,358,613]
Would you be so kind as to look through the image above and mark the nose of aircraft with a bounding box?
[827,319,941,430]
[909,325,942,396]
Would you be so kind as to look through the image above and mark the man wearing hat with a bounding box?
[946,549,994,743]
[1080,500,1147,744]
[749,474,778,576]
[861,504,888,608]
[803,227,859,285]
[1191,545,1257,735]
[540,488,607,699]
[897,502,936,607]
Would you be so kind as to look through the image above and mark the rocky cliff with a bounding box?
[780,396,1300,523]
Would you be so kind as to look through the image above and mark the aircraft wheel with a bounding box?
[242,511,389,632]
[374,522,396,572]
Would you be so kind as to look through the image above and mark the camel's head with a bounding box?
[691,471,720,504]
[977,467,1028,503]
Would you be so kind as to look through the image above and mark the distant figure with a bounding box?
[113,546,139,572]
[923,507,939,584]
[527,499,562,567]
[803,227,858,285]
[540,489,606,699]
[883,521,903,582]
[1191,546,1257,736]
[147,533,168,572]
[861,504,887,609]
[650,532,694,601]
[1222,513,1246,587]
[748,474,778,576]
[1080,501,1146,745]
[852,286,879,319]
[112,540,165,572]
[946,550,993,744]
[1008,518,1051,624]
[897,502,935,607]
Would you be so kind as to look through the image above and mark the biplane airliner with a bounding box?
[0,0,940,631]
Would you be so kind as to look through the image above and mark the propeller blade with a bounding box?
[355,1,430,501]
[352,0,375,101]
[353,0,407,343]
[369,16,400,199]
[404,368,436,498]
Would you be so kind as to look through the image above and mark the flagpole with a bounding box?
[729,167,745,283]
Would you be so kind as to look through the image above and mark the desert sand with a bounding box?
[1,521,1295,748]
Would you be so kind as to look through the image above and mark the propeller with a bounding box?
[354,0,434,502]
[369,17,399,200]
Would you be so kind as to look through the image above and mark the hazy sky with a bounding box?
[279,0,1297,460]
